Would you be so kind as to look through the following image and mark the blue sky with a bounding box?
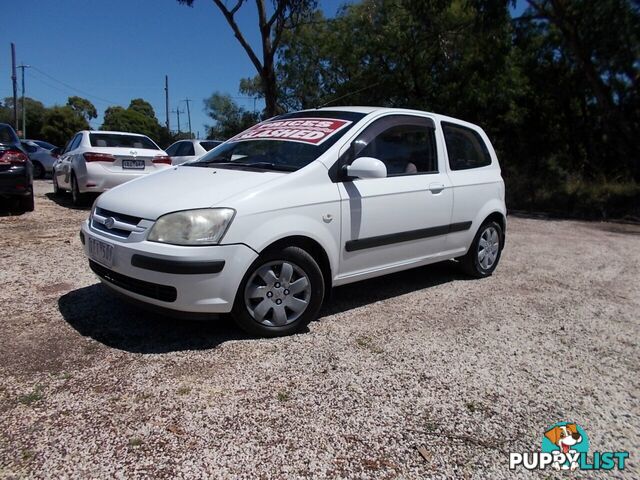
[2,0,527,139]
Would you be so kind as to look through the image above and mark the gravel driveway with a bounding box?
[1,180,638,479]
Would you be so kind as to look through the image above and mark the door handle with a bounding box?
[428,182,445,194]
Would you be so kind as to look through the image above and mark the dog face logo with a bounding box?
[542,422,589,471]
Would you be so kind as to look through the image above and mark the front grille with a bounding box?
[89,260,177,302]
[92,207,145,239]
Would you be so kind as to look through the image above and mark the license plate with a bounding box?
[122,159,145,170]
[89,237,114,268]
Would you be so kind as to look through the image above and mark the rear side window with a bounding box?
[442,122,491,170]
[90,133,159,150]
[22,142,38,153]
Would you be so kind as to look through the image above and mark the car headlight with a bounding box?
[147,208,235,245]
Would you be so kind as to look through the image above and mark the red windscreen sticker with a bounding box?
[229,118,352,145]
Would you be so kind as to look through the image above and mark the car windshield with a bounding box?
[89,133,159,149]
[186,111,365,172]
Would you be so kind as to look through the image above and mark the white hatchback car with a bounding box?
[53,131,172,205]
[81,107,506,337]
[165,139,223,165]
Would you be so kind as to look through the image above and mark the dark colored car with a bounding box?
[0,123,34,212]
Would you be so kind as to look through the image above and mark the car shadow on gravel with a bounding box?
[322,260,470,317]
[59,283,244,354]
[45,192,94,210]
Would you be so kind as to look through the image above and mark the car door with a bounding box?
[56,133,81,188]
[336,114,454,281]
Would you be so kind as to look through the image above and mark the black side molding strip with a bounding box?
[131,254,225,274]
[345,221,472,252]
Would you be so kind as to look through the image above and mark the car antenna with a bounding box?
[315,81,381,109]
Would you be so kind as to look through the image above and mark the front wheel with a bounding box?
[459,220,504,278]
[232,247,325,337]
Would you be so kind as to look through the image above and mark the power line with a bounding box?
[29,65,119,105]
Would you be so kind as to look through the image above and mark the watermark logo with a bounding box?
[509,422,629,471]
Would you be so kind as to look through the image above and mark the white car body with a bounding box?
[81,107,506,335]
[165,139,223,165]
[53,130,171,196]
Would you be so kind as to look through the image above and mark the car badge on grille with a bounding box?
[130,149,138,158]
[104,217,116,229]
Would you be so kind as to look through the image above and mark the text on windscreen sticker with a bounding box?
[230,118,352,145]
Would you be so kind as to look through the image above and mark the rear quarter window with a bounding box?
[0,125,19,144]
[442,122,491,170]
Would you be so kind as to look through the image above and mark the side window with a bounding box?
[165,143,179,156]
[65,134,81,153]
[22,142,37,153]
[349,115,437,176]
[442,123,491,170]
[181,142,195,156]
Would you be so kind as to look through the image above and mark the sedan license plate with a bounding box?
[89,237,114,268]
[122,159,145,170]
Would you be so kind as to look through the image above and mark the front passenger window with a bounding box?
[349,116,438,176]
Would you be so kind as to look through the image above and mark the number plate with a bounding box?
[88,237,114,268]
[122,159,145,170]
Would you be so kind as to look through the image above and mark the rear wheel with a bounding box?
[71,173,86,206]
[32,162,44,179]
[459,220,504,278]
[232,246,325,337]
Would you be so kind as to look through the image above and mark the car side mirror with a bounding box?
[345,157,387,179]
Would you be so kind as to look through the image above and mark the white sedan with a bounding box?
[165,139,223,165]
[53,131,172,205]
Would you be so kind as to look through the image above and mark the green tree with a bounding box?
[66,96,97,122]
[101,106,161,140]
[1,97,49,139]
[178,0,316,117]
[40,106,88,147]
[203,92,259,139]
[129,98,156,119]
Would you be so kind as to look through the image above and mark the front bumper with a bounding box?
[81,221,258,313]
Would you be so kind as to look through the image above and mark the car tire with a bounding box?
[232,246,325,337]
[459,220,504,278]
[18,191,35,212]
[71,173,86,207]
[32,162,44,179]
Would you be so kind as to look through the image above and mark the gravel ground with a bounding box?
[0,180,638,479]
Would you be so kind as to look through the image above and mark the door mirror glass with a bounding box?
[345,156,387,179]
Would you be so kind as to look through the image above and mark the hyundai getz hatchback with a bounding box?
[81,107,506,337]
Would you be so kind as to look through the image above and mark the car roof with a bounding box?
[306,106,482,129]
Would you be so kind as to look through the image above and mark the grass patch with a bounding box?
[18,386,44,406]
[355,336,384,354]
[177,386,191,396]
[128,437,143,447]
[277,390,290,402]
[21,450,35,462]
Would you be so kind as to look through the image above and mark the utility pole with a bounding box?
[18,64,30,139]
[171,108,184,134]
[10,43,18,131]
[164,75,170,131]
[183,98,192,138]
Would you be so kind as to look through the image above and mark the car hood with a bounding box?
[96,165,284,220]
